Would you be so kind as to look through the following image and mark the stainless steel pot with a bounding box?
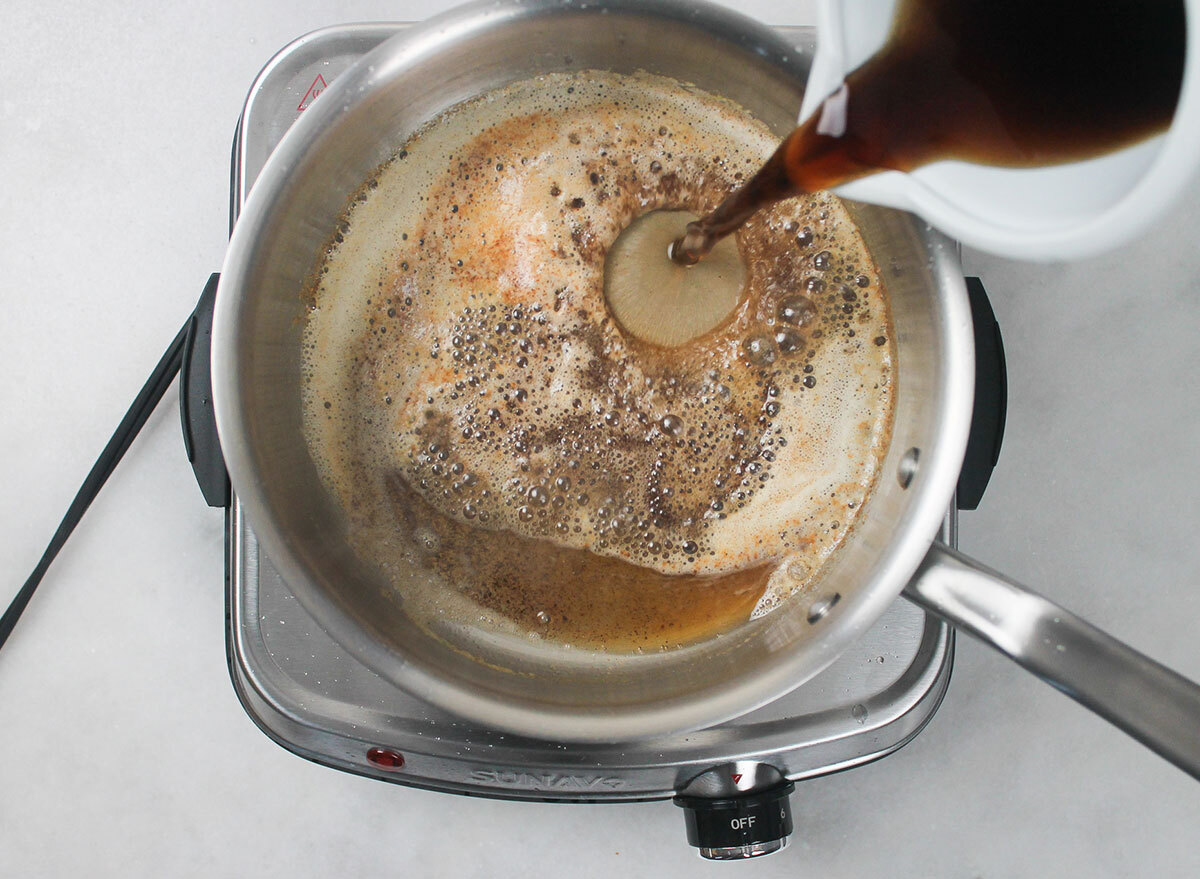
[212,0,1200,773]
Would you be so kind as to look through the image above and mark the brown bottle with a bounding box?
[673,0,1186,263]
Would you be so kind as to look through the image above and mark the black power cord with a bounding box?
[0,319,191,652]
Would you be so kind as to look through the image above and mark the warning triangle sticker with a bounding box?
[731,773,743,784]
[297,74,328,112]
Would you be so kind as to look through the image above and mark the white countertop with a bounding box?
[3,1,1199,876]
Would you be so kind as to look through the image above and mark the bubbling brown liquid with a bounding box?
[301,71,896,651]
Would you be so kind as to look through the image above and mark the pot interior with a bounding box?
[215,0,971,741]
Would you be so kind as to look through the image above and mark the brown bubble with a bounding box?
[742,334,776,366]
[777,295,816,327]
[775,329,804,354]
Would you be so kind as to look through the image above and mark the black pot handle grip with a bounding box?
[956,276,1007,511]
[180,273,230,508]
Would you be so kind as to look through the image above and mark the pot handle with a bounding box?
[903,542,1200,780]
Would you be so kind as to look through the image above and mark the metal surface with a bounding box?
[675,761,788,798]
[212,0,975,742]
[905,544,1200,780]
[701,841,787,859]
[225,20,958,801]
[229,502,956,800]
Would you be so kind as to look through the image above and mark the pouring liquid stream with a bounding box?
[670,0,1186,265]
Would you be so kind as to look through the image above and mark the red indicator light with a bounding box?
[366,747,405,770]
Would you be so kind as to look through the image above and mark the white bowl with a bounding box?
[800,0,1200,261]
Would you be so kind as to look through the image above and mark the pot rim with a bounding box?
[212,0,975,742]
